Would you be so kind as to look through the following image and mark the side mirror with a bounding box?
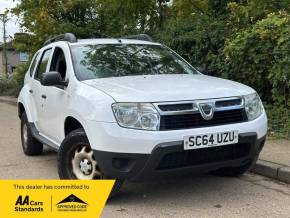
[41,71,68,87]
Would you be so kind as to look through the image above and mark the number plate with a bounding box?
[184,131,239,150]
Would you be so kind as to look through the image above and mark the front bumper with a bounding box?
[93,132,266,181]
[87,112,267,154]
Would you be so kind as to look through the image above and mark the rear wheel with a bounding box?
[20,112,43,156]
[58,128,123,197]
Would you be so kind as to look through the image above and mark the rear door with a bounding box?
[31,48,53,133]
[26,51,41,123]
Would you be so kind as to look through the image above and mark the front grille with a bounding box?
[157,143,250,170]
[158,103,193,112]
[159,108,247,130]
[215,98,242,108]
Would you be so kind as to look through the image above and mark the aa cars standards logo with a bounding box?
[56,194,88,212]
[15,195,44,212]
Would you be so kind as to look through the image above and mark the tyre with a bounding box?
[57,128,123,197]
[210,161,254,177]
[21,112,43,156]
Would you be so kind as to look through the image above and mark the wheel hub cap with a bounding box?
[71,146,101,180]
[79,158,92,175]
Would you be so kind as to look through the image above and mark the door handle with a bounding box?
[29,90,33,94]
[41,94,47,99]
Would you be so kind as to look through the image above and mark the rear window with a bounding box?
[71,44,198,81]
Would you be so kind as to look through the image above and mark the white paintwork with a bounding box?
[18,39,268,155]
[85,112,267,154]
[83,74,255,102]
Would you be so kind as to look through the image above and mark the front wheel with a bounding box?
[57,128,123,197]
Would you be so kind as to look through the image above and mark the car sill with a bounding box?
[28,122,59,152]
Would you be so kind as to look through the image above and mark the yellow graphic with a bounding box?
[0,180,114,218]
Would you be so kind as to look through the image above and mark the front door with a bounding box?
[39,46,70,144]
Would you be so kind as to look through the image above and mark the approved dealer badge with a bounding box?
[0,180,114,218]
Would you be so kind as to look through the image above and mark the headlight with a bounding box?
[244,93,263,121]
[112,103,160,130]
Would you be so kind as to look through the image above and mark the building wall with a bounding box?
[0,50,27,75]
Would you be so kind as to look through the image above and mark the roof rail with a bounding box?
[121,34,153,42]
[43,33,77,46]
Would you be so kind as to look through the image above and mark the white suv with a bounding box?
[18,33,267,194]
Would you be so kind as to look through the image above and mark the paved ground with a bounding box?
[1,102,290,217]
[259,139,290,166]
[0,102,58,179]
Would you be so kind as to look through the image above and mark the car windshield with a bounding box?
[71,43,199,81]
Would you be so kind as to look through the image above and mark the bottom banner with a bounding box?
[0,180,114,218]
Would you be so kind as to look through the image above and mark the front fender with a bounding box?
[64,82,117,148]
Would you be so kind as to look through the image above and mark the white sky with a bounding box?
[0,0,20,42]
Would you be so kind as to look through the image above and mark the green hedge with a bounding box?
[266,105,290,139]
[0,63,29,97]
[0,75,18,96]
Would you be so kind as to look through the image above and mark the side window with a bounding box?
[29,52,40,77]
[50,47,67,80]
[35,48,52,80]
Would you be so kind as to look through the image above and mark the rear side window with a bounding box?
[35,48,52,80]
[29,53,40,77]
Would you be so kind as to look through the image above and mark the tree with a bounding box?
[12,0,170,53]
[0,12,8,76]
[12,0,103,53]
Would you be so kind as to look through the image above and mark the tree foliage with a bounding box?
[224,12,290,104]
[12,0,170,53]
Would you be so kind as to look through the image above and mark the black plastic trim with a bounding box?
[93,133,266,181]
[43,33,77,46]
[121,34,153,42]
[28,122,59,151]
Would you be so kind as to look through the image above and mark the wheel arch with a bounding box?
[64,116,85,136]
[17,87,35,123]
[18,102,25,119]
